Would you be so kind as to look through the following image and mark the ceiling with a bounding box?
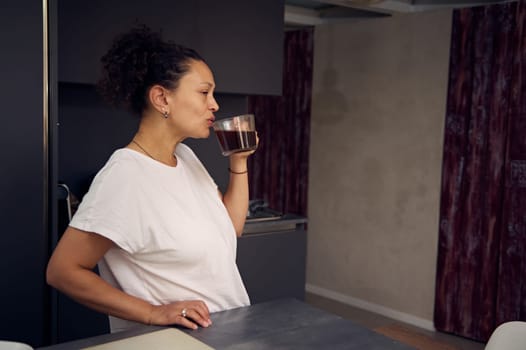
[284,0,517,25]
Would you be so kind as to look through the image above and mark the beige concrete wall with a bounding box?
[307,9,452,325]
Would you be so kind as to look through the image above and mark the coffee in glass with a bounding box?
[212,114,257,156]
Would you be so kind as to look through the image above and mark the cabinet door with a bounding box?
[58,0,284,95]
[237,229,307,304]
[0,0,48,347]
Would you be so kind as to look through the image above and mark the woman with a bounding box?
[46,25,255,332]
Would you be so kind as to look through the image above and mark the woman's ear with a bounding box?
[148,85,169,114]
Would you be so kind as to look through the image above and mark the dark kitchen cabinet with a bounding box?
[0,0,48,347]
[57,0,284,96]
[237,218,307,304]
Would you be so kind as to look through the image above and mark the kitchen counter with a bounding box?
[37,299,415,350]
[243,213,307,235]
[237,214,307,303]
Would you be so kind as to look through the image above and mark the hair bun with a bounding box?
[97,24,204,116]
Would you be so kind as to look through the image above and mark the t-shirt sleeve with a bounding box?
[69,160,144,254]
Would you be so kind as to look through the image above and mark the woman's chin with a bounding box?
[189,130,211,139]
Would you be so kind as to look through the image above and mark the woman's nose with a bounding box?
[209,97,219,112]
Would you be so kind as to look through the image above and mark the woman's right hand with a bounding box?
[149,300,212,330]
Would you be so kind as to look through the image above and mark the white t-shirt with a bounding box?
[69,143,250,332]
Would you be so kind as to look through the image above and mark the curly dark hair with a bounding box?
[97,24,204,116]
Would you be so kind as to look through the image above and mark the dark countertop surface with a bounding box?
[37,299,414,350]
[243,214,307,235]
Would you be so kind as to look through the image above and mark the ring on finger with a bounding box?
[181,308,187,318]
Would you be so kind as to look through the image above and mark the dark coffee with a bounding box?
[214,130,257,156]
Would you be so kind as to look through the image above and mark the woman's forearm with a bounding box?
[48,263,153,325]
[46,228,154,325]
[222,156,250,236]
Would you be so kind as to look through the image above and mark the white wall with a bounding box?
[307,9,452,328]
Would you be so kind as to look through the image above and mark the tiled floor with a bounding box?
[305,292,485,350]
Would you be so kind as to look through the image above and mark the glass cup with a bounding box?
[212,114,257,156]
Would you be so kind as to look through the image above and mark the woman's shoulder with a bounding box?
[93,148,146,182]
[80,149,139,203]
[101,148,135,169]
[112,147,143,157]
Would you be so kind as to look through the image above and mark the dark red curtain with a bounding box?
[434,0,526,342]
[247,28,313,216]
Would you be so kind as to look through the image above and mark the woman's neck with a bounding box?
[130,116,183,167]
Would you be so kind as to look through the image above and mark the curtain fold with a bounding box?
[247,28,313,216]
[434,1,526,342]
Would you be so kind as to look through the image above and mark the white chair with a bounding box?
[485,321,526,350]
